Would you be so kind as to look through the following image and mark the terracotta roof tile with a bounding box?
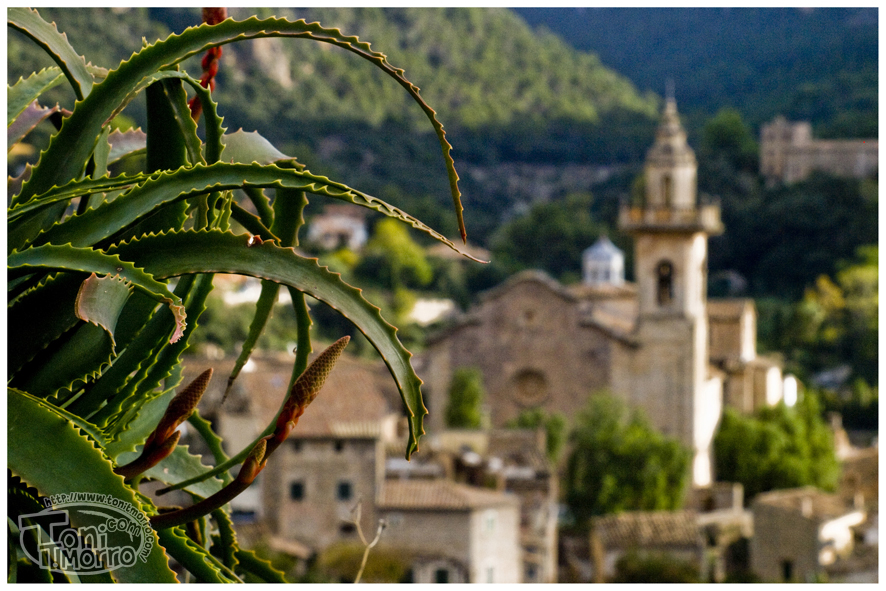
[379,479,518,510]
[595,510,701,548]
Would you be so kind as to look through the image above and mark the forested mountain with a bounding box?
[7,7,658,132]
[7,7,660,239]
[514,7,878,138]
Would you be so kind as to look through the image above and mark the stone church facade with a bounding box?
[423,98,784,488]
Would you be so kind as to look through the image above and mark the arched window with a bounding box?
[657,261,674,306]
[662,174,673,207]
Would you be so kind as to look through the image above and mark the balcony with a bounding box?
[618,202,723,235]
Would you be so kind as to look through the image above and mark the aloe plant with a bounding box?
[7,8,478,583]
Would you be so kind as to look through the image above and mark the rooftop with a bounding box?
[594,510,701,549]
[378,479,518,511]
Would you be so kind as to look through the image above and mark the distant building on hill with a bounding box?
[306,204,368,250]
[759,116,878,185]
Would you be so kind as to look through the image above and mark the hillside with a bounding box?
[514,7,878,137]
[7,7,660,240]
[8,7,658,132]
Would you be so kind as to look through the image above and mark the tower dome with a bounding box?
[582,236,625,286]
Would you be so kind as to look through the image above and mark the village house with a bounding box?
[422,97,786,489]
[179,348,548,582]
[750,487,867,583]
[759,115,878,185]
[306,203,369,251]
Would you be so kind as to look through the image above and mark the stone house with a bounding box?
[750,487,867,582]
[592,510,706,580]
[306,203,369,250]
[396,428,559,583]
[377,479,521,583]
[180,349,535,582]
[759,115,878,185]
[423,98,785,489]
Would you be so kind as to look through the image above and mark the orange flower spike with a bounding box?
[271,336,350,448]
[238,437,269,484]
[147,368,213,449]
[116,369,211,480]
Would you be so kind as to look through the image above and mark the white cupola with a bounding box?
[582,236,625,287]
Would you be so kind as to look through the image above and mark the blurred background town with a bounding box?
[8,7,878,583]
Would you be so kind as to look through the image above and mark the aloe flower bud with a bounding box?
[115,369,212,479]
[271,336,350,449]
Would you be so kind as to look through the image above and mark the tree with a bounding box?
[445,367,486,429]
[563,395,690,527]
[613,552,699,583]
[489,192,610,281]
[713,391,840,502]
[699,107,758,173]
[505,408,567,463]
[355,217,433,291]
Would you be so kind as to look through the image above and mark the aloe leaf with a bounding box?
[211,509,239,571]
[7,67,65,125]
[7,8,94,101]
[66,275,196,421]
[234,549,288,583]
[26,163,481,262]
[7,389,177,583]
[103,386,174,460]
[8,273,82,378]
[74,273,131,350]
[156,527,241,583]
[8,172,149,219]
[108,229,427,458]
[114,445,225,499]
[219,129,297,165]
[90,125,111,178]
[241,187,274,227]
[90,273,213,430]
[10,389,108,446]
[125,71,225,167]
[17,16,465,241]
[7,244,186,337]
[10,320,116,398]
[107,128,146,163]
[7,100,59,149]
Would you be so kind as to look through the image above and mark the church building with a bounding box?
[422,98,784,488]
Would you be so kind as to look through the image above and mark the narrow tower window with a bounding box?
[657,261,674,306]
[662,174,673,208]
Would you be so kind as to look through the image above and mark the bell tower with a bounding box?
[614,96,724,487]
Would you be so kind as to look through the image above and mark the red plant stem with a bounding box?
[189,8,228,121]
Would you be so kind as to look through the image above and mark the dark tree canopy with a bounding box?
[563,395,690,527]
[713,392,840,501]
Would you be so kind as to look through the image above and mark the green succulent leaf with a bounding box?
[219,129,297,165]
[7,66,65,125]
[7,100,59,149]
[16,15,465,241]
[74,272,131,350]
[107,229,427,458]
[7,389,177,583]
[23,163,480,261]
[156,527,241,583]
[7,8,95,101]
[7,244,186,341]
[107,128,147,163]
